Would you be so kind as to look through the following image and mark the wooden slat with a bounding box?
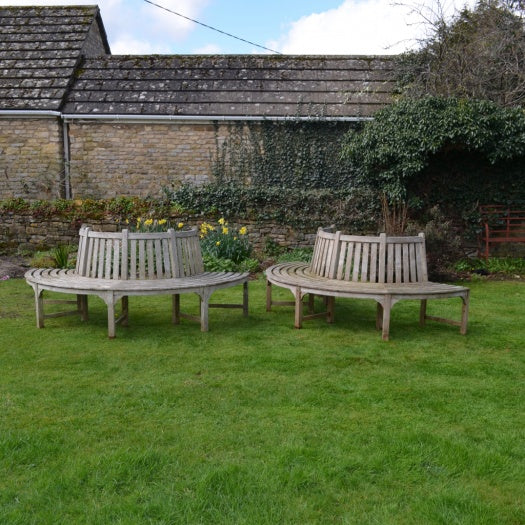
[91,237,99,278]
[386,243,394,283]
[139,240,146,279]
[112,239,120,279]
[337,240,347,280]
[147,240,155,279]
[130,239,137,279]
[370,242,378,283]
[395,243,402,284]
[121,229,129,280]
[352,242,362,282]
[417,233,428,281]
[409,243,416,283]
[173,236,184,277]
[155,239,163,277]
[104,238,112,279]
[162,238,171,278]
[344,242,354,281]
[169,229,180,278]
[186,238,196,275]
[97,237,106,279]
[361,242,370,282]
[402,243,409,283]
[378,233,386,284]
[75,231,85,274]
[84,230,94,277]
[328,231,341,279]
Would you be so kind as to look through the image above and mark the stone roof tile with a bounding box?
[63,55,395,118]
[0,5,110,111]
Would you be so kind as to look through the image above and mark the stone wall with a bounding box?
[68,121,227,199]
[0,118,64,200]
[0,210,317,255]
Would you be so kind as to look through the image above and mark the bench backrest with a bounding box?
[75,226,204,279]
[310,228,428,284]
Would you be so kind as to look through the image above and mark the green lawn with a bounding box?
[0,276,523,524]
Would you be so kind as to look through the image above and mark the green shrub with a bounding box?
[341,97,525,203]
[277,248,313,263]
[50,245,71,269]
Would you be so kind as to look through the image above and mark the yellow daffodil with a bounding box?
[177,222,184,229]
[218,217,225,225]
[144,218,153,226]
[222,227,229,235]
[158,219,167,226]
[216,241,221,246]
[239,226,247,235]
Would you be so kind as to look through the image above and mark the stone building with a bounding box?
[0,5,395,201]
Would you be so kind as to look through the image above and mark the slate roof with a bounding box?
[0,5,395,119]
[0,5,110,111]
[63,55,395,118]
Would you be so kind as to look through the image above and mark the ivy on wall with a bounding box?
[211,120,356,189]
[166,119,379,232]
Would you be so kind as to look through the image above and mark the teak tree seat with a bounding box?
[25,226,249,338]
[265,228,469,341]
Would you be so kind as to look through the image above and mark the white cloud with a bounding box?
[271,0,477,55]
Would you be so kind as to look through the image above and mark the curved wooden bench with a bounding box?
[25,226,249,338]
[265,228,469,341]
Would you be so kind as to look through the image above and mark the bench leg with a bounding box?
[200,291,211,332]
[419,299,427,326]
[104,294,116,339]
[326,296,335,324]
[294,287,303,329]
[460,291,470,335]
[266,280,272,312]
[78,294,89,321]
[243,281,249,317]
[381,297,392,341]
[172,294,180,325]
[34,286,44,328]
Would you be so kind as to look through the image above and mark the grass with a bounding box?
[0,276,524,524]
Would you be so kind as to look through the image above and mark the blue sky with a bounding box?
[1,0,475,55]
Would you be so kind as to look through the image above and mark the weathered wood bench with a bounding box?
[265,228,469,340]
[25,226,249,338]
[479,205,525,258]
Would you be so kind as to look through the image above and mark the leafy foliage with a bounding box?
[211,120,355,189]
[0,196,172,222]
[455,256,525,275]
[341,97,525,202]
[396,0,525,107]
[50,244,72,269]
[168,183,380,232]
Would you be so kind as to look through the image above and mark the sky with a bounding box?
[0,0,476,55]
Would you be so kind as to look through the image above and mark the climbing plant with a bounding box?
[341,96,525,203]
[211,120,356,189]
